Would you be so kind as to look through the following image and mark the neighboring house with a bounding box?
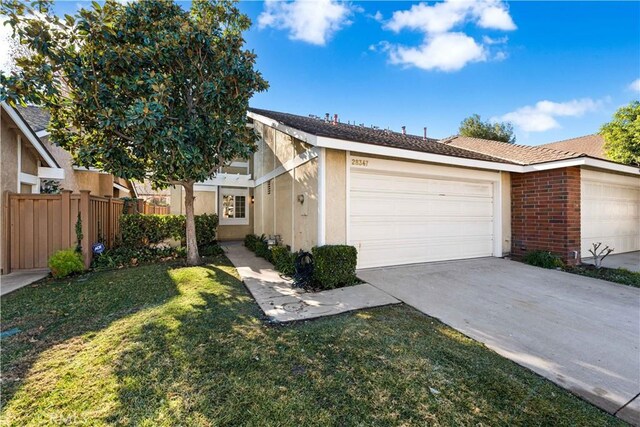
[223,108,637,269]
[6,104,137,198]
[132,179,171,206]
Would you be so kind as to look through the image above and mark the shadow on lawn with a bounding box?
[0,262,182,407]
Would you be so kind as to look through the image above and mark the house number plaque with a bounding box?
[351,158,369,167]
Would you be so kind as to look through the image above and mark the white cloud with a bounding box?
[389,32,486,72]
[258,0,356,46]
[386,0,516,34]
[630,78,640,93]
[496,98,603,132]
[381,0,515,72]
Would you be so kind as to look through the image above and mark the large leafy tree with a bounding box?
[459,114,516,144]
[600,101,640,166]
[1,0,268,265]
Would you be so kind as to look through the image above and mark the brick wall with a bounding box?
[511,167,581,265]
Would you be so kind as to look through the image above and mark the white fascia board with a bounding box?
[19,172,38,185]
[72,166,109,174]
[36,130,49,138]
[113,182,130,192]
[38,167,65,179]
[316,136,523,173]
[247,111,319,146]
[198,174,254,189]
[2,102,59,169]
[523,157,640,175]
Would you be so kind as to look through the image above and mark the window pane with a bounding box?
[222,194,235,219]
[235,196,246,218]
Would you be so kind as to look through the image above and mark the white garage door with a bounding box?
[349,157,498,269]
[581,169,640,258]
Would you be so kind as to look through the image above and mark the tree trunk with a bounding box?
[183,181,200,265]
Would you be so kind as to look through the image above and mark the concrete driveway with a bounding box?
[358,258,640,425]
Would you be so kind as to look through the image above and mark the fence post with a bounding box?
[61,190,72,249]
[80,190,91,268]
[106,196,113,248]
[137,199,145,215]
[2,191,12,275]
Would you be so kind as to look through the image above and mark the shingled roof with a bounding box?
[15,105,50,133]
[442,136,588,165]
[248,108,516,164]
[539,134,607,160]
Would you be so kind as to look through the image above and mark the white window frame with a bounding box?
[218,187,249,225]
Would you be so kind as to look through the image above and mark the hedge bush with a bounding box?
[312,245,358,290]
[271,246,295,276]
[255,239,272,262]
[244,234,260,252]
[120,213,218,248]
[91,245,184,270]
[49,248,85,278]
[523,250,564,269]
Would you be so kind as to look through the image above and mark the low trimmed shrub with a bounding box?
[523,250,564,269]
[312,245,358,290]
[120,213,218,248]
[271,246,295,276]
[91,245,185,270]
[255,239,272,262]
[199,244,224,257]
[49,248,85,278]
[244,234,260,252]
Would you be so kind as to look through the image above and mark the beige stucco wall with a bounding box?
[1,110,20,195]
[325,149,347,245]
[251,121,318,251]
[275,171,293,247]
[501,172,512,255]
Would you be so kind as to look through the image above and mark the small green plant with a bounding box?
[199,244,224,257]
[48,248,85,278]
[271,246,295,276]
[91,245,185,270]
[255,239,272,262]
[244,234,260,252]
[523,250,564,269]
[312,245,358,290]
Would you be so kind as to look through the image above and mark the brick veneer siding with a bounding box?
[511,167,581,266]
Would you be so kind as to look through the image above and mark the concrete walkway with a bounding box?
[583,251,640,272]
[1,270,49,296]
[223,242,399,322]
[359,258,640,425]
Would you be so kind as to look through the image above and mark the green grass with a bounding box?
[1,257,624,426]
[565,265,640,287]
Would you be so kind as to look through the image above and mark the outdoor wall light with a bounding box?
[251,196,255,204]
[297,194,305,204]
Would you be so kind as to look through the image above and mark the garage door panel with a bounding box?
[581,171,640,258]
[350,164,497,269]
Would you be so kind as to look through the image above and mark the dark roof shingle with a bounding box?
[249,108,516,164]
[442,136,588,165]
[15,105,50,133]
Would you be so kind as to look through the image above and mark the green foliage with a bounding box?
[312,245,358,290]
[600,101,640,166]
[74,211,83,253]
[565,266,640,288]
[199,244,224,258]
[48,248,85,278]
[523,250,564,269]
[120,214,218,248]
[1,0,268,265]
[255,240,272,263]
[459,114,516,143]
[91,245,185,270]
[270,246,295,276]
[40,179,61,194]
[243,234,260,252]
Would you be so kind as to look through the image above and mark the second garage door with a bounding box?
[349,157,499,269]
[581,169,640,258]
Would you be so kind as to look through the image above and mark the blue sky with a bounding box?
[11,1,640,145]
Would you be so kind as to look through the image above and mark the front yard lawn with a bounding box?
[1,257,623,426]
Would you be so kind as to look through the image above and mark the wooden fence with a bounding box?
[2,190,169,274]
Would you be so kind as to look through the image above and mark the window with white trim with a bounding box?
[219,188,249,225]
